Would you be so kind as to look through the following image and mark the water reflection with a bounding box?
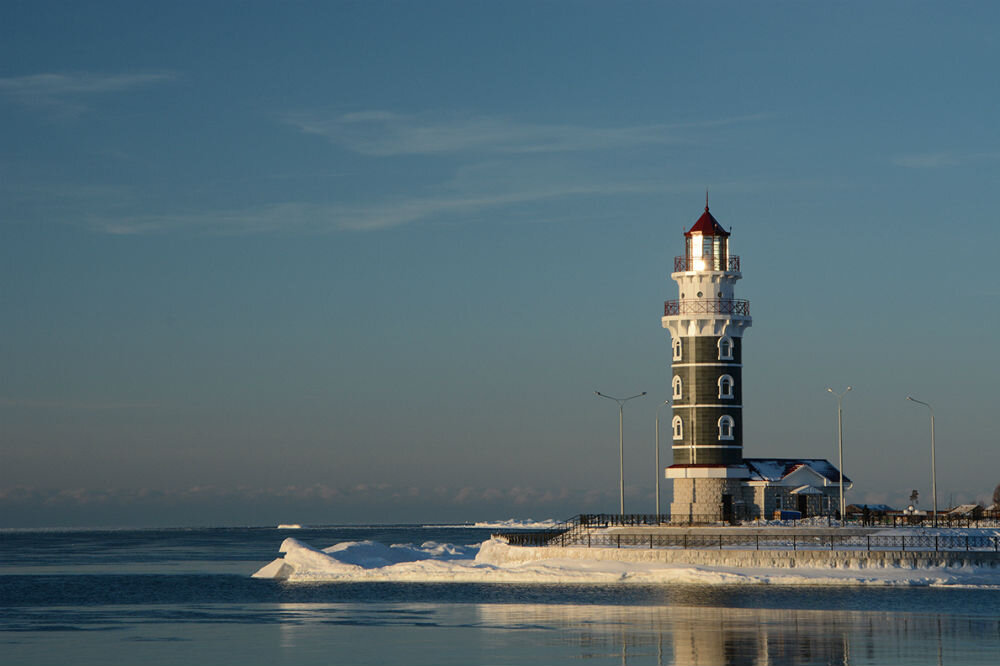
[476,603,1000,665]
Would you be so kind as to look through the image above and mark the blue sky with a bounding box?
[2,1,999,526]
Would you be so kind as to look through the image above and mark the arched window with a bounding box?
[672,338,682,361]
[718,415,734,440]
[718,374,734,399]
[672,375,682,399]
[672,415,683,440]
[718,336,733,360]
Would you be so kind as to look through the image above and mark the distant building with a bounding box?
[846,503,894,514]
[947,504,984,518]
[662,202,849,521]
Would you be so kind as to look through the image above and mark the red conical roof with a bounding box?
[684,205,730,237]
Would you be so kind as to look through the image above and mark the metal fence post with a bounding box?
[792,535,796,551]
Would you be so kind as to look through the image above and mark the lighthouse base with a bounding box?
[667,465,750,524]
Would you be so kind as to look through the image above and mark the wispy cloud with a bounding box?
[891,150,999,169]
[0,71,176,115]
[87,180,664,235]
[284,110,769,156]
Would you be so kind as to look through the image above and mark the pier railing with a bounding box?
[492,512,1000,552]
[549,532,1000,552]
[497,530,1000,553]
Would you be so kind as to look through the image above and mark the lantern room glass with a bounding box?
[685,233,729,271]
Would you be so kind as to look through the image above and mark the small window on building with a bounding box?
[718,415,734,440]
[718,336,733,360]
[718,374,734,399]
[672,338,682,361]
[672,375,682,399]
[672,415,683,440]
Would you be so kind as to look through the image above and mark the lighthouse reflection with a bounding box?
[476,601,974,665]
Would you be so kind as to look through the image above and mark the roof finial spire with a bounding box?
[705,188,709,211]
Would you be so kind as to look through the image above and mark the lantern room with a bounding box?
[681,205,732,272]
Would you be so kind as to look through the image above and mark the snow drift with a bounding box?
[252,533,1000,586]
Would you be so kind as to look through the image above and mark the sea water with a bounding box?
[2,525,1000,665]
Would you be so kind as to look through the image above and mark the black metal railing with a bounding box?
[674,256,741,272]
[859,512,1000,528]
[663,299,750,317]
[491,512,1000,552]
[527,532,1000,553]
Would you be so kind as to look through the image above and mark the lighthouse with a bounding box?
[662,201,752,522]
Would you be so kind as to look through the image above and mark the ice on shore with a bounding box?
[426,519,560,529]
[252,533,1000,586]
[471,519,560,529]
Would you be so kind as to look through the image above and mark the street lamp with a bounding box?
[595,391,647,515]
[906,396,937,527]
[654,400,671,519]
[826,386,851,524]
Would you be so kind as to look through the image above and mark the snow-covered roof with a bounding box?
[743,458,850,485]
[790,485,824,495]
[947,504,983,515]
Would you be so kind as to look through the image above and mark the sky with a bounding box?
[2,1,999,527]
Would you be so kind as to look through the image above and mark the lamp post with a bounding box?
[654,400,671,519]
[826,386,851,524]
[595,391,647,516]
[906,396,937,527]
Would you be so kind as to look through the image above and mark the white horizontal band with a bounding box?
[672,404,742,409]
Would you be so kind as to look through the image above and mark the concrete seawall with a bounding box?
[484,542,1000,570]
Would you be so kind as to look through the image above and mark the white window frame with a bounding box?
[672,375,682,399]
[718,374,734,399]
[672,338,682,361]
[718,415,735,440]
[718,336,733,360]
[672,415,683,440]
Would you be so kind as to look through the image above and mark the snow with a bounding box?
[251,529,1000,586]
[277,524,302,529]
[426,519,561,529]
[471,519,560,530]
